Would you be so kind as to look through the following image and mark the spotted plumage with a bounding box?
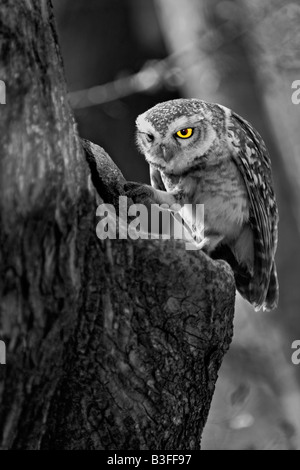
[125,98,279,311]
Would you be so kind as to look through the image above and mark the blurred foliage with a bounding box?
[53,0,179,182]
[53,0,300,450]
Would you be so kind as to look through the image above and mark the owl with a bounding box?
[125,98,279,311]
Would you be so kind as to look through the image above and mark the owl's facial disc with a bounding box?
[136,131,173,166]
[135,105,217,173]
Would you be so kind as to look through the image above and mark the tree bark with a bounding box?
[0,0,235,449]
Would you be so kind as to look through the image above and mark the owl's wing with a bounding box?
[227,111,279,310]
[149,165,197,246]
[149,165,165,191]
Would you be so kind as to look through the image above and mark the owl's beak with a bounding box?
[160,144,172,162]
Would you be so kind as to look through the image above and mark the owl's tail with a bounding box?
[210,244,279,311]
[263,262,279,311]
[243,260,279,312]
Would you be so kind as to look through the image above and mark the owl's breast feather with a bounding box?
[162,162,250,240]
[192,163,250,238]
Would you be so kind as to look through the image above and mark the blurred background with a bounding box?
[52,0,300,450]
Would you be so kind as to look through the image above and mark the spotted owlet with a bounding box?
[125,98,279,311]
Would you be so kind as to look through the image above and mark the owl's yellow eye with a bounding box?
[176,128,193,139]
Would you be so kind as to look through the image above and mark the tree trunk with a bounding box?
[0,0,235,450]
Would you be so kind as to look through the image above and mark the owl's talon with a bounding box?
[194,237,209,250]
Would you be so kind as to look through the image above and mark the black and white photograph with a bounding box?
[0,0,300,453]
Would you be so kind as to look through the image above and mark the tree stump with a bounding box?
[0,0,235,449]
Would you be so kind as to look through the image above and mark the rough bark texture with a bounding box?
[0,0,235,449]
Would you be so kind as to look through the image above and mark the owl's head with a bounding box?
[135,98,228,174]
